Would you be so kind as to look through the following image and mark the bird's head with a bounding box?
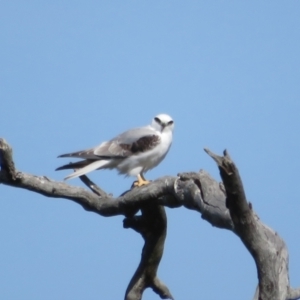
[151,114,174,133]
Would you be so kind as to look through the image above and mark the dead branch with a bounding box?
[0,138,229,299]
[1,138,299,300]
[205,148,295,300]
[124,205,173,300]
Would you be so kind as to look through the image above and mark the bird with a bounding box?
[56,114,174,186]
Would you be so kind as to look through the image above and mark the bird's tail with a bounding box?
[56,160,94,171]
[56,159,110,180]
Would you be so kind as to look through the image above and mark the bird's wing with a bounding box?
[57,127,161,160]
[93,127,161,158]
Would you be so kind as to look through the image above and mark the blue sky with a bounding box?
[1,1,300,299]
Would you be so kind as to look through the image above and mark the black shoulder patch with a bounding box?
[120,135,160,154]
[131,135,160,153]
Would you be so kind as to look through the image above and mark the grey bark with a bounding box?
[0,138,299,300]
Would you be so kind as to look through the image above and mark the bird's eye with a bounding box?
[167,120,174,125]
[154,117,162,124]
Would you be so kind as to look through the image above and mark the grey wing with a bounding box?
[94,126,161,158]
[58,127,161,159]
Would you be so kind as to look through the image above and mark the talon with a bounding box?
[133,174,150,187]
[133,180,150,187]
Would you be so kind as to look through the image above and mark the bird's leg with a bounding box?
[133,174,150,187]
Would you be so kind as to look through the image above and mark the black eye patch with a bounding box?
[167,120,174,125]
[154,117,162,124]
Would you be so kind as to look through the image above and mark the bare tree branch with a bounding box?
[0,138,19,180]
[205,148,295,300]
[124,205,173,300]
[175,171,233,230]
[0,139,232,300]
[79,174,108,197]
[1,138,299,300]
[288,287,300,300]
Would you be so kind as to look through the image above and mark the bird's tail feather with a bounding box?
[56,160,93,171]
[64,159,110,180]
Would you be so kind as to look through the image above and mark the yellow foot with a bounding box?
[133,174,150,187]
[133,180,150,187]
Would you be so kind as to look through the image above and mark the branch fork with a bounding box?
[1,138,299,300]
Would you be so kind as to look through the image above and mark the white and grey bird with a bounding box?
[56,114,174,186]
